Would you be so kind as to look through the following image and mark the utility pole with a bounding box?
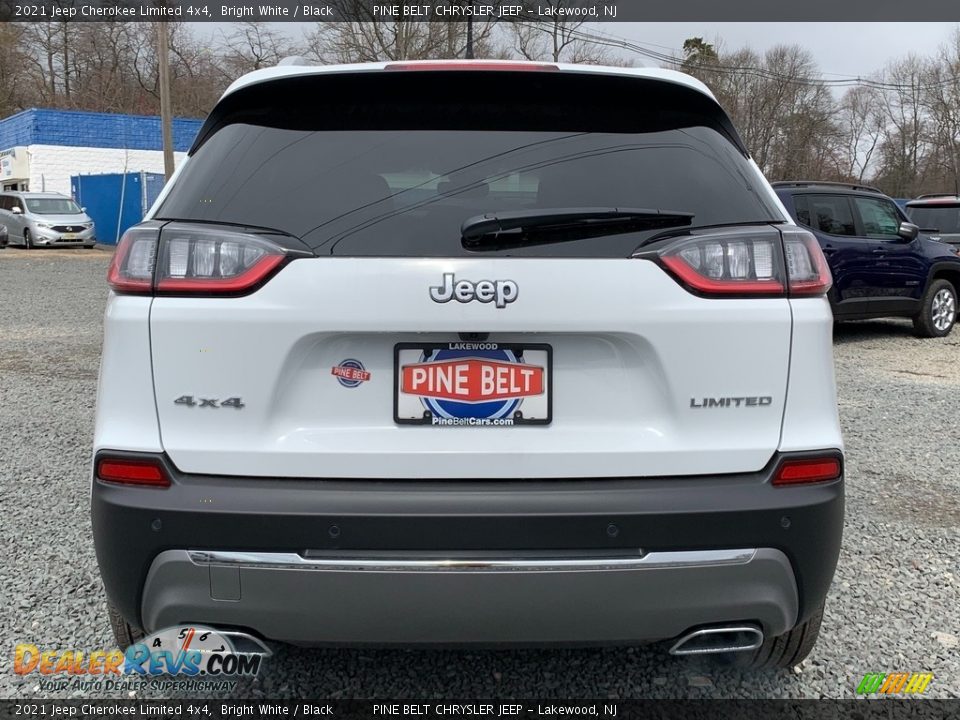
[156,22,175,181]
[465,0,474,58]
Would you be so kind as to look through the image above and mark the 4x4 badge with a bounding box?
[429,273,518,309]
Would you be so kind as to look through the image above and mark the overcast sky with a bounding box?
[584,22,959,77]
[228,22,960,79]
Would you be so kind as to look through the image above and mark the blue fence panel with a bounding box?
[71,172,167,245]
[143,172,166,211]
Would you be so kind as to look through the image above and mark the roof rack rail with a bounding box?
[770,181,883,194]
[914,193,960,200]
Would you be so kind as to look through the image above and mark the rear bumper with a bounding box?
[91,450,844,645]
[142,548,797,645]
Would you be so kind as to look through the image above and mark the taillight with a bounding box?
[782,227,833,296]
[655,227,786,297]
[107,223,291,296]
[106,226,157,295]
[773,456,842,486]
[96,457,170,488]
[647,225,832,298]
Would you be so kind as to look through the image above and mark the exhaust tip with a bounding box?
[668,624,764,656]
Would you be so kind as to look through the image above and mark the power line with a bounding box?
[537,23,960,93]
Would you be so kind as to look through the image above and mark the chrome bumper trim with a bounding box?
[187,548,757,572]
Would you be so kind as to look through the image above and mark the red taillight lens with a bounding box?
[782,227,833,296]
[97,458,170,488]
[773,457,842,486]
[106,227,157,294]
[649,225,833,298]
[107,223,289,296]
[656,227,787,297]
[154,224,286,294]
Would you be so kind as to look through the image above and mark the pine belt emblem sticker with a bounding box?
[332,359,371,388]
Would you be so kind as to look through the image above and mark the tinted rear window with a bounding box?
[908,205,960,233]
[157,72,783,257]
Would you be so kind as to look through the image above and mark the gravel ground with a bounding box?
[1,248,958,700]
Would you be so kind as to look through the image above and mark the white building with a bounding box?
[0,108,201,195]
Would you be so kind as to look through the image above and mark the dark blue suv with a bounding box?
[774,181,959,337]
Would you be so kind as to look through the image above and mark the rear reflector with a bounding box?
[97,458,170,488]
[385,61,559,72]
[773,457,842,486]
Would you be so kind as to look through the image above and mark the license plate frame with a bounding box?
[394,342,552,427]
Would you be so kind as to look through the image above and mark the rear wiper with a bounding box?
[460,207,694,250]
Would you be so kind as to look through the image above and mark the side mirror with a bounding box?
[897,222,919,241]
[11,206,21,214]
[81,207,86,212]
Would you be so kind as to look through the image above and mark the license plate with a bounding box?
[394,342,552,427]
[61,233,77,240]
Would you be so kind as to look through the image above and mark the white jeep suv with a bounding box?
[92,60,843,669]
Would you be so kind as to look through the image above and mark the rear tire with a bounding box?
[913,279,956,338]
[107,599,145,649]
[721,602,824,670]
[23,229,32,249]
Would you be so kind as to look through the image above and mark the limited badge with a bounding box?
[332,359,371,388]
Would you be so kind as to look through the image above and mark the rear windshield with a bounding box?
[908,205,960,234]
[157,72,783,257]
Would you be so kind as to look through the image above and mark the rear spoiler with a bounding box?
[191,68,749,157]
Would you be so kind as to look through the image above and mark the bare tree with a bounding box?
[307,20,504,63]
[920,29,960,194]
[305,0,501,63]
[873,55,930,197]
[218,22,304,79]
[836,86,884,182]
[0,24,30,113]
[686,42,838,180]
[507,5,629,64]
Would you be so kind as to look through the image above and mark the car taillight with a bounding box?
[646,225,832,298]
[773,456,842,486]
[655,227,786,297]
[781,227,833,296]
[107,223,290,296]
[106,226,157,295]
[96,457,170,488]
